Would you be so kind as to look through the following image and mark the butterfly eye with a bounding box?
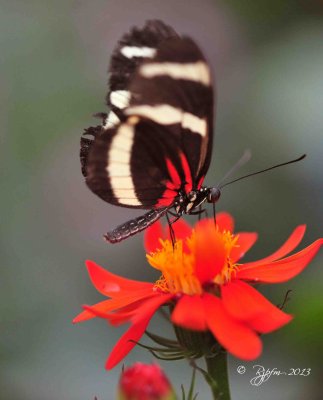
[207,187,221,203]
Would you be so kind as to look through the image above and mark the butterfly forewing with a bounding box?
[126,36,214,188]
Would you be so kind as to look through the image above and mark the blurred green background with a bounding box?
[1,1,322,399]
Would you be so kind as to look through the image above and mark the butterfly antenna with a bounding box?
[220,154,306,189]
[216,149,252,188]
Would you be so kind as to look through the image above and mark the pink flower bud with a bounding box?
[118,363,175,400]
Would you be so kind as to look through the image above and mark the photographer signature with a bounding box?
[249,365,311,386]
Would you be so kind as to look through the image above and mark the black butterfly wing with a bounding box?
[81,20,214,212]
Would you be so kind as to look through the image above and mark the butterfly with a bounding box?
[80,20,221,243]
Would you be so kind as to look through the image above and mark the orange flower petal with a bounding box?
[82,299,150,326]
[73,299,115,323]
[194,220,227,283]
[109,293,173,326]
[106,317,151,370]
[171,295,207,331]
[144,220,164,252]
[107,306,139,326]
[203,294,262,360]
[82,304,117,319]
[86,260,153,297]
[216,212,234,232]
[236,239,323,283]
[106,293,172,326]
[172,219,192,246]
[221,281,292,333]
[131,293,173,323]
[242,225,306,267]
[230,233,258,263]
[105,294,172,369]
[74,290,158,323]
[247,308,293,334]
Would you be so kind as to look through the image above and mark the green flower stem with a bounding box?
[205,352,231,400]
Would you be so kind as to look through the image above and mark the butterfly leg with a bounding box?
[166,211,182,248]
[198,205,204,221]
[167,210,179,218]
[166,212,176,248]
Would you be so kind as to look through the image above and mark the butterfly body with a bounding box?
[81,20,217,243]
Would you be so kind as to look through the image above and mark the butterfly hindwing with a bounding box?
[85,117,189,208]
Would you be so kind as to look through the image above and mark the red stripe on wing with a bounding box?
[156,158,182,207]
[165,158,181,190]
[156,189,177,206]
[180,153,193,192]
[197,175,205,189]
[156,153,195,208]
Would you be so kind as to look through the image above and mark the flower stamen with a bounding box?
[213,230,240,285]
[148,239,202,295]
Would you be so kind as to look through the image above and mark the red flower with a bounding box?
[73,213,322,369]
[118,362,175,400]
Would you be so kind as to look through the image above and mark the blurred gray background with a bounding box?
[1,1,322,399]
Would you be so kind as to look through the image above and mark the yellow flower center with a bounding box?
[148,238,202,295]
[147,227,240,295]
